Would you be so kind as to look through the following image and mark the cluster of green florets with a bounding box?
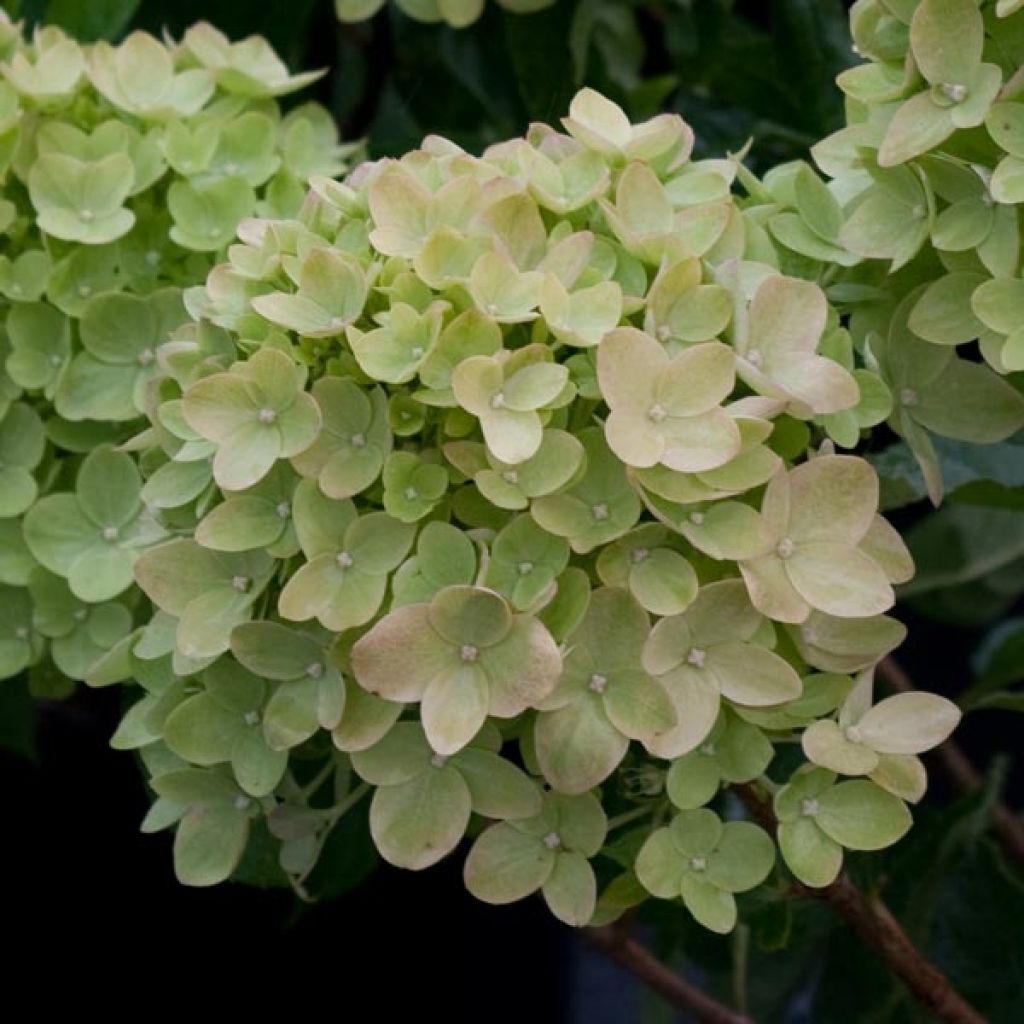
[0,16,355,694]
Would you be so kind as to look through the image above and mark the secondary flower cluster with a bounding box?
[334,0,556,29]
[773,0,1024,501]
[0,16,355,691]
[62,83,967,933]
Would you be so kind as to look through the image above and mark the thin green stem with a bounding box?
[607,804,656,831]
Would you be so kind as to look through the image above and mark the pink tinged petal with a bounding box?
[349,603,453,702]
[655,342,736,416]
[595,327,662,410]
[749,275,827,358]
[483,616,563,717]
[604,408,664,468]
[659,409,741,473]
[787,455,879,545]
[761,351,859,416]
[739,554,811,624]
[785,542,895,618]
[643,664,720,759]
[421,662,490,756]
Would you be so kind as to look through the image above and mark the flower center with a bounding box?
[941,82,967,103]
[647,403,667,424]
[79,208,94,223]
[431,753,448,768]
[78,284,92,298]
[231,575,250,592]
[404,486,419,501]
[243,710,259,726]
[410,346,424,359]
[699,742,716,757]
[350,433,366,449]
[630,547,649,564]
[589,673,608,694]
[102,526,119,542]
[501,470,518,484]
[591,503,609,521]
[687,647,707,668]
[900,388,918,407]
[845,724,864,743]
[800,798,820,818]
[747,350,763,367]
[490,392,506,409]
[276,502,291,519]
[689,512,704,525]
[460,643,479,663]
[776,537,795,559]
[689,856,707,872]
[137,347,156,366]
[656,326,671,341]
[517,561,533,576]
[336,551,354,570]
[306,662,324,679]
[234,795,251,811]
[257,408,277,424]
[543,832,561,850]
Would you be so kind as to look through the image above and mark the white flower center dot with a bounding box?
[700,742,716,757]
[942,82,967,103]
[647,403,667,424]
[687,647,706,668]
[306,662,324,679]
[591,503,609,521]
[257,408,276,424]
[336,551,354,569]
[234,795,251,811]
[79,209,94,222]
[501,470,518,484]
[460,643,479,663]
[350,433,366,448]
[690,512,704,525]
[656,326,671,341]
[243,710,259,726]
[73,609,88,622]
[776,537,795,559]
[689,856,707,872]
[102,526,119,542]
[78,285,91,298]
[589,673,608,694]
[543,832,561,850]
[50,354,63,366]
[630,547,649,564]
[410,346,424,359]
[276,502,290,519]
[490,392,506,409]
[137,348,155,366]
[431,753,448,768]
[900,388,918,407]
[404,486,419,501]
[231,575,250,592]
[517,561,533,576]
[800,798,820,817]
[845,725,864,743]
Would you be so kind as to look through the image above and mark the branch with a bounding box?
[737,786,985,1024]
[878,656,1024,870]
[584,922,754,1024]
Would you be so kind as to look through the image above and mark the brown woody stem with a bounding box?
[737,784,985,1024]
[584,922,754,1024]
[878,655,1024,869]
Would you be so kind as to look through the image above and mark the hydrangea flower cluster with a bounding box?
[766,0,1024,501]
[63,81,972,934]
[0,16,356,692]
